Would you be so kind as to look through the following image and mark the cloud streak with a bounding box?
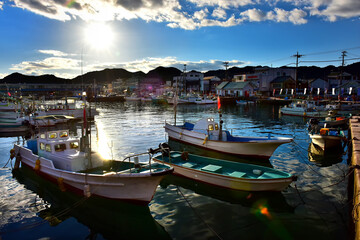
[8,0,360,29]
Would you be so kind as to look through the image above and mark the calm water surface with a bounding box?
[0,102,351,240]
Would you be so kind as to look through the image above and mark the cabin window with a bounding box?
[70,141,79,149]
[208,124,214,131]
[48,132,57,139]
[60,131,68,138]
[45,144,51,152]
[54,144,66,152]
[40,142,45,150]
[215,123,219,130]
[40,133,46,139]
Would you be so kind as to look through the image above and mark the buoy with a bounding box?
[202,136,208,145]
[14,155,21,170]
[84,184,91,198]
[34,159,41,171]
[181,151,189,161]
[57,177,66,192]
[10,149,15,159]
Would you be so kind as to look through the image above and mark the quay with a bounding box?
[350,116,360,239]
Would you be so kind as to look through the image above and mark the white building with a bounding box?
[233,67,296,95]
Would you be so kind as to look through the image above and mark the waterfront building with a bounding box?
[216,81,256,97]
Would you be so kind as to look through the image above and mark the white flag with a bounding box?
[332,88,335,95]
[304,88,307,95]
[317,88,320,95]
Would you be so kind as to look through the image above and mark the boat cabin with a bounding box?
[37,130,92,171]
[193,118,226,141]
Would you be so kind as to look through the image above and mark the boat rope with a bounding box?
[176,186,223,240]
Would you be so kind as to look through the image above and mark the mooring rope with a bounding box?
[176,186,223,240]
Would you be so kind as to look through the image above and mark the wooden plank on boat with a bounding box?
[201,164,222,172]
[182,162,196,168]
[229,171,246,178]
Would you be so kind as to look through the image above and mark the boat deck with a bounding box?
[164,152,289,180]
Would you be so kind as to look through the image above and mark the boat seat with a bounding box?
[182,162,197,168]
[201,164,222,173]
[257,172,280,179]
[229,171,246,178]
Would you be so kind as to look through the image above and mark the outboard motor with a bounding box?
[148,142,171,157]
[159,142,171,157]
[308,118,320,133]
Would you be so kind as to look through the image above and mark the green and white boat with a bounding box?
[153,150,295,192]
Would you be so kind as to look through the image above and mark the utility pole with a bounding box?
[340,51,347,87]
[293,52,303,98]
[223,62,229,81]
[183,64,187,94]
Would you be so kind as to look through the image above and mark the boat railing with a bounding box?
[121,151,153,172]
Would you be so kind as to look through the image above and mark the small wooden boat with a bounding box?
[309,128,346,151]
[12,129,173,205]
[153,150,295,191]
[165,117,293,159]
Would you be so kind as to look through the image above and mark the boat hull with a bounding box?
[165,123,292,159]
[14,145,171,205]
[309,134,344,151]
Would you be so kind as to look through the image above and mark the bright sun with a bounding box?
[84,22,114,50]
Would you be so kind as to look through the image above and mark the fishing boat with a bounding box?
[153,149,295,191]
[165,117,293,159]
[280,101,329,118]
[11,129,173,205]
[194,96,217,105]
[309,128,346,151]
[308,115,350,131]
[28,114,75,127]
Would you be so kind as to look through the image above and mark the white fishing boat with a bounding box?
[165,117,293,159]
[153,149,295,191]
[280,101,329,118]
[309,128,346,151]
[28,114,75,127]
[12,129,173,205]
[194,96,217,105]
[35,102,98,119]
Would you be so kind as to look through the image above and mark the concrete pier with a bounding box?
[349,116,360,239]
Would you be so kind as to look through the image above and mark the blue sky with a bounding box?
[0,0,359,79]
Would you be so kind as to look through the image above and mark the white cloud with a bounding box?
[0,1,3,10]
[239,8,307,24]
[8,0,360,30]
[10,57,80,77]
[38,50,69,57]
[187,0,255,8]
[212,8,227,19]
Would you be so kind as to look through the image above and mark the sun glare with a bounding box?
[84,22,114,50]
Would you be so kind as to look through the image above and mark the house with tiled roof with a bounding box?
[270,76,295,91]
[216,81,256,97]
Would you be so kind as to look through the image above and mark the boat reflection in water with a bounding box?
[308,142,345,167]
[160,174,294,213]
[12,165,171,240]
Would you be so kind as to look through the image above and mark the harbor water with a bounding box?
[0,102,351,239]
